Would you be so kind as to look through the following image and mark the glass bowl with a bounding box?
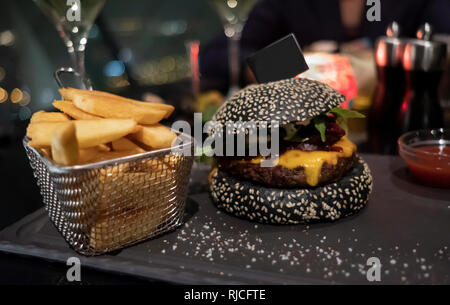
[398,128,450,188]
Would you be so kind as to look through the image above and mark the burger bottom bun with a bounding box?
[210,156,373,225]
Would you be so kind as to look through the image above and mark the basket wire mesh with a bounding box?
[23,133,194,256]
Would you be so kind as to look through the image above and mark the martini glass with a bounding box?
[209,0,258,95]
[33,0,106,88]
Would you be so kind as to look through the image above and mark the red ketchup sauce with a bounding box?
[404,146,450,188]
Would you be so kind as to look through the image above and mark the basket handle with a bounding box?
[54,67,93,90]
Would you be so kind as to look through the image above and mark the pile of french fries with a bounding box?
[26,88,177,166]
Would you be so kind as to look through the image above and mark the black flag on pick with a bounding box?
[246,33,309,83]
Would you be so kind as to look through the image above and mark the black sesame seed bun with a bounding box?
[210,157,373,224]
[213,78,345,126]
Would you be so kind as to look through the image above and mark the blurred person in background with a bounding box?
[200,0,450,88]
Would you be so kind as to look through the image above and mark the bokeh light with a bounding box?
[227,0,238,9]
[0,87,8,103]
[10,88,23,103]
[18,106,32,120]
[18,91,31,106]
[0,30,15,46]
[104,60,125,77]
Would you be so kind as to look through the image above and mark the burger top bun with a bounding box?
[213,78,345,126]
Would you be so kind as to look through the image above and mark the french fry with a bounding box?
[27,123,53,147]
[27,119,137,148]
[97,143,111,152]
[111,137,145,153]
[53,100,101,120]
[40,147,52,160]
[74,94,167,124]
[60,87,174,119]
[30,111,70,123]
[51,122,79,166]
[61,89,168,124]
[78,147,102,164]
[79,150,136,164]
[131,124,177,149]
[78,145,114,164]
[131,99,174,119]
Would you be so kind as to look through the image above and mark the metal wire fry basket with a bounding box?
[23,133,194,256]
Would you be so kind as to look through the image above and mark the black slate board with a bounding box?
[0,155,449,284]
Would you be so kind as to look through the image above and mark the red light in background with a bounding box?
[376,43,387,67]
[400,90,411,113]
[297,53,358,109]
[189,41,200,96]
[403,44,412,71]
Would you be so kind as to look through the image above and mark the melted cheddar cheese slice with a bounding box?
[247,136,356,187]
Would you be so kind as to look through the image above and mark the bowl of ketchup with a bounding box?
[398,128,450,188]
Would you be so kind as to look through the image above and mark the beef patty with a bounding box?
[217,153,357,188]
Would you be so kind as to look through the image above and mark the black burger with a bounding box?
[209,78,373,224]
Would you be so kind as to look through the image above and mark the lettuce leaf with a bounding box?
[313,116,327,142]
[283,107,365,143]
[329,107,365,133]
[329,107,366,120]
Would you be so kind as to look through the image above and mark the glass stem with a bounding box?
[71,49,86,80]
[228,31,241,95]
[67,38,90,89]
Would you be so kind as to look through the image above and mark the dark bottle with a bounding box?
[398,70,444,132]
[368,22,406,154]
[397,24,447,135]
